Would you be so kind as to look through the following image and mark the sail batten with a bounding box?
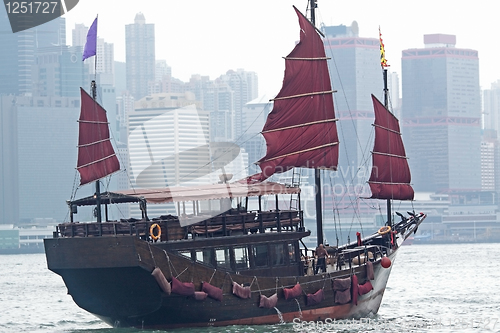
[271,90,336,101]
[259,142,339,163]
[372,123,401,135]
[368,94,414,200]
[253,6,339,181]
[262,118,338,134]
[371,151,408,159]
[78,138,113,148]
[284,56,331,60]
[77,88,120,186]
[77,154,118,169]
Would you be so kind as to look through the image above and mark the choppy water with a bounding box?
[1,243,499,333]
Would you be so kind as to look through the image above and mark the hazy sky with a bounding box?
[64,0,499,96]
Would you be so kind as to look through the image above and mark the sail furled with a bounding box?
[255,6,338,180]
[368,95,414,200]
[77,88,120,186]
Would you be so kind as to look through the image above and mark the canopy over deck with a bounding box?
[69,182,300,207]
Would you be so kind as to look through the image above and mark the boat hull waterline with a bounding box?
[45,235,397,329]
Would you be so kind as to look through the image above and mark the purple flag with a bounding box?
[82,17,97,61]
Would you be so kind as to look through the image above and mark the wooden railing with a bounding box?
[55,209,303,240]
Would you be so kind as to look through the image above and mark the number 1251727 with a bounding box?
[5,2,59,14]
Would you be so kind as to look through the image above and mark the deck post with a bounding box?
[258,196,264,233]
[223,214,227,236]
[276,195,281,232]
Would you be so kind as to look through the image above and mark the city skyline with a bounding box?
[1,1,498,224]
[61,0,500,96]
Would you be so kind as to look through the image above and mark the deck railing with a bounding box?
[55,209,304,240]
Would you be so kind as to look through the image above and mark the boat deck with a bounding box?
[55,209,303,241]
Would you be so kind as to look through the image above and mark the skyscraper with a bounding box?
[31,45,87,98]
[72,23,88,48]
[322,22,385,184]
[125,13,155,101]
[128,92,208,188]
[402,34,481,192]
[239,95,271,175]
[0,96,19,225]
[0,11,20,95]
[0,13,66,95]
[127,93,207,217]
[13,95,92,222]
[483,80,500,134]
[220,69,258,138]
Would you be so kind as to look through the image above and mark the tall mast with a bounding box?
[383,68,391,228]
[380,26,392,228]
[309,0,324,247]
[91,80,102,223]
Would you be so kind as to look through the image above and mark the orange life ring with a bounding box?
[377,226,391,236]
[150,223,161,240]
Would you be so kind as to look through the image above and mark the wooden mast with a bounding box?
[382,36,391,228]
[382,69,392,228]
[91,80,102,223]
[309,0,324,247]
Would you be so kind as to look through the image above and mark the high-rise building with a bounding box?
[482,81,500,194]
[116,91,134,143]
[114,61,127,95]
[220,69,258,138]
[0,11,20,95]
[13,96,93,222]
[0,96,19,224]
[481,139,495,191]
[125,13,155,101]
[402,34,481,192]
[239,95,271,175]
[322,22,385,184]
[32,46,87,98]
[73,23,115,83]
[72,23,87,47]
[127,92,208,217]
[95,38,114,76]
[0,13,66,95]
[155,60,171,82]
[128,93,208,187]
[206,80,234,142]
[483,80,500,134]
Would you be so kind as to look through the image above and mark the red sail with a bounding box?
[77,88,120,186]
[256,6,338,180]
[368,95,414,200]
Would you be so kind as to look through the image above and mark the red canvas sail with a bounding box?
[368,94,414,200]
[77,88,120,186]
[253,6,338,181]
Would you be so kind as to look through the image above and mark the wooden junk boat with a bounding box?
[44,2,426,329]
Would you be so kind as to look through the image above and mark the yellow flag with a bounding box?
[379,27,389,68]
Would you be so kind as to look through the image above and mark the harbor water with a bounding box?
[1,243,499,333]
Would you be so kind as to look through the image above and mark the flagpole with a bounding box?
[94,14,98,81]
[82,15,101,222]
[92,15,100,222]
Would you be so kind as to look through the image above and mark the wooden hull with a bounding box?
[44,234,396,329]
